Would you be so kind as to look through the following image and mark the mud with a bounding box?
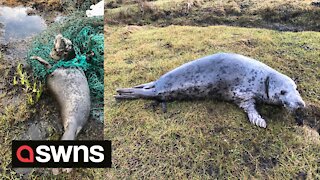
[296,104,320,133]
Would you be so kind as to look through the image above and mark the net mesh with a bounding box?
[27,12,104,122]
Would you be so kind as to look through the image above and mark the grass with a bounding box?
[105,25,320,178]
[106,0,320,31]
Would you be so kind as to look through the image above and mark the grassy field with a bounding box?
[106,0,320,31]
[105,24,320,178]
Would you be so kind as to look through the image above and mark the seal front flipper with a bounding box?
[238,99,267,128]
[133,81,155,89]
[145,100,167,113]
[161,102,167,113]
[30,56,52,69]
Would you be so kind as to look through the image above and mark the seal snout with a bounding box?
[284,98,306,111]
[292,93,306,109]
[295,101,306,109]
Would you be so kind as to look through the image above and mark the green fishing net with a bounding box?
[27,12,104,122]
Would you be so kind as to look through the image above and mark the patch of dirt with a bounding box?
[296,171,307,180]
[258,156,278,170]
[296,104,320,133]
[1,38,33,64]
[241,142,279,174]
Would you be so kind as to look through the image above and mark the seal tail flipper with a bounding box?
[115,86,156,100]
[133,81,155,89]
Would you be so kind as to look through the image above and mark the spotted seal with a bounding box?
[115,53,305,128]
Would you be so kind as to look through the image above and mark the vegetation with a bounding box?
[105,3,320,178]
[106,0,320,31]
[13,63,43,105]
[1,0,99,12]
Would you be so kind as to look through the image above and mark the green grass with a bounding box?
[105,25,320,178]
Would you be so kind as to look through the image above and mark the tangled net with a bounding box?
[27,12,104,122]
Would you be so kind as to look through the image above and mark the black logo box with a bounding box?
[12,140,112,168]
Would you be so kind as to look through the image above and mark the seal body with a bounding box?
[48,67,90,140]
[115,53,305,128]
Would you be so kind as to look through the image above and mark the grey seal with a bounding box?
[30,34,90,175]
[115,53,305,128]
[31,34,89,140]
[31,56,91,140]
[31,56,90,175]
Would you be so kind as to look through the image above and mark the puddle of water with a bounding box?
[0,6,47,43]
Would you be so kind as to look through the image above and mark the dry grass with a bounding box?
[0,0,98,12]
[106,0,320,31]
[0,0,61,9]
[105,25,320,178]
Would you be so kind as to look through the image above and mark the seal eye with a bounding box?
[280,90,287,95]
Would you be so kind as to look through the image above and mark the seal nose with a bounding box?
[296,101,305,108]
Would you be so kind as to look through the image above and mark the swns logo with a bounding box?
[12,141,111,168]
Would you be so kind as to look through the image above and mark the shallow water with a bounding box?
[0,6,46,43]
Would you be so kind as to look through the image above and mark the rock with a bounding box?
[26,8,36,16]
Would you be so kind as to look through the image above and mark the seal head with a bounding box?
[266,73,305,111]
